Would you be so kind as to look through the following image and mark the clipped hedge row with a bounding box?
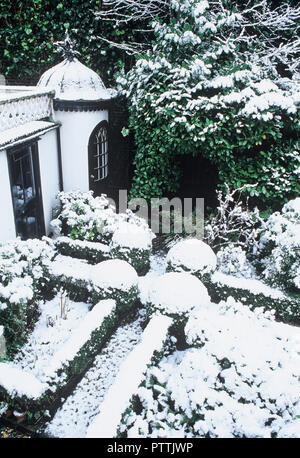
[86,314,173,438]
[0,300,117,414]
[49,258,139,314]
[55,237,110,264]
[110,246,151,276]
[204,272,300,322]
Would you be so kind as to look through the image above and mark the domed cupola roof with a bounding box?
[37,32,113,101]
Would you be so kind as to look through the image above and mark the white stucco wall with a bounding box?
[0,149,17,242]
[54,110,108,192]
[38,128,61,235]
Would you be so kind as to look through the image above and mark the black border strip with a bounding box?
[53,99,112,112]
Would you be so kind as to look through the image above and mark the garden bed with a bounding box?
[0,294,119,418]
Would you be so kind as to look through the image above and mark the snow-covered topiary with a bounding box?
[166,238,216,281]
[90,259,139,313]
[110,222,154,275]
[147,272,210,321]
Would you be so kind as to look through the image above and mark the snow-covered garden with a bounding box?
[0,190,299,438]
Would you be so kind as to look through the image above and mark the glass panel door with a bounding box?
[8,143,45,239]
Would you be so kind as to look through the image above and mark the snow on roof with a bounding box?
[0,120,58,149]
[37,58,114,101]
[0,86,54,103]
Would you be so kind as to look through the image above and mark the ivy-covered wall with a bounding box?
[0,0,138,86]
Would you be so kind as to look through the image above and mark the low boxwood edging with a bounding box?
[49,258,139,313]
[204,271,300,322]
[55,237,110,264]
[0,299,117,414]
[110,246,151,276]
[86,314,173,438]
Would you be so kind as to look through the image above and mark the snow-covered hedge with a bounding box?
[257,197,300,293]
[204,271,299,322]
[0,238,55,356]
[52,191,153,246]
[146,272,210,346]
[50,258,139,314]
[0,299,117,413]
[110,222,154,275]
[86,314,173,438]
[120,298,300,438]
[166,238,217,281]
[55,236,110,264]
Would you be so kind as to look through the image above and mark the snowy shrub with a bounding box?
[54,191,153,247]
[90,260,139,314]
[121,298,300,438]
[204,185,264,252]
[257,197,300,293]
[166,238,216,281]
[216,244,255,279]
[204,272,299,322]
[53,191,117,243]
[118,0,300,203]
[110,222,154,275]
[87,314,173,438]
[147,272,210,344]
[55,236,110,264]
[0,238,56,356]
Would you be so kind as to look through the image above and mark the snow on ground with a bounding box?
[138,252,167,305]
[45,312,144,438]
[11,296,90,381]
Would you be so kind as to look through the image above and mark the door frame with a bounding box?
[88,120,109,196]
[7,139,45,239]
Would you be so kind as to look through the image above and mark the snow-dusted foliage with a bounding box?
[53,191,152,246]
[118,0,300,202]
[147,272,210,319]
[91,259,138,293]
[258,197,300,292]
[121,298,300,438]
[204,185,265,251]
[166,238,216,280]
[216,244,256,279]
[0,298,118,413]
[50,256,139,313]
[110,222,154,275]
[0,238,56,355]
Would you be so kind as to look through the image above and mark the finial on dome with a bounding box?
[54,29,80,62]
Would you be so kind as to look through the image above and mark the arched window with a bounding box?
[90,122,108,182]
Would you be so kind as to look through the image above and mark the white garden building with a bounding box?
[0,35,116,242]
